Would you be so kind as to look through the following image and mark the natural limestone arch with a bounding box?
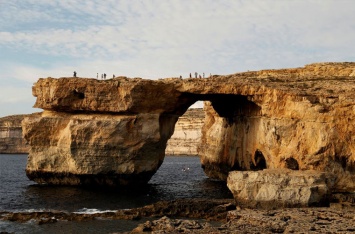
[23,63,355,192]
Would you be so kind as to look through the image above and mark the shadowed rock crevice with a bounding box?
[210,95,261,123]
[251,150,267,170]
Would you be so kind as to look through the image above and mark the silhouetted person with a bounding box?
[113,74,115,78]
[104,73,106,79]
[189,73,192,78]
[101,74,103,79]
[203,73,205,78]
[195,72,197,78]
[73,71,77,77]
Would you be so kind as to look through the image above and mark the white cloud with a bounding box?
[0,0,355,116]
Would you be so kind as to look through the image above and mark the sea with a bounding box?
[0,154,233,233]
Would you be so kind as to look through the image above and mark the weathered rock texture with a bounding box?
[23,63,355,191]
[0,111,203,155]
[0,114,31,154]
[165,108,204,156]
[227,169,335,208]
[24,111,174,186]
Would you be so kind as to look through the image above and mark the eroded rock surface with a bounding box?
[24,62,355,190]
[0,110,203,156]
[23,111,176,186]
[198,62,355,192]
[227,169,335,208]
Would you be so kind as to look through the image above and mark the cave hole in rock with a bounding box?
[285,157,299,170]
[73,89,85,99]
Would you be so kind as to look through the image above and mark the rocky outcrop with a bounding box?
[0,114,31,154]
[227,169,335,209]
[23,62,355,191]
[165,108,204,156]
[24,111,175,186]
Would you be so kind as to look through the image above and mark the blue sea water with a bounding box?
[0,154,232,233]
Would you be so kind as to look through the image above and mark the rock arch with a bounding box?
[23,63,355,192]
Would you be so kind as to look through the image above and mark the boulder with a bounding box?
[227,169,336,208]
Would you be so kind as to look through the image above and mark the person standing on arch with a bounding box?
[104,73,107,79]
[73,71,77,77]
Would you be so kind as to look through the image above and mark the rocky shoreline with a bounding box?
[1,195,354,233]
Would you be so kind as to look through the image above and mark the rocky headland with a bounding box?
[23,62,355,190]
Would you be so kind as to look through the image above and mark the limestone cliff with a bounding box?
[23,62,355,191]
[199,62,355,192]
[165,108,204,156]
[0,111,203,156]
[0,115,30,154]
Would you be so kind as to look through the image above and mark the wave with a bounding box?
[73,208,118,214]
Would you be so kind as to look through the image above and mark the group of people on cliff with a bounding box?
[73,71,211,80]
[188,72,211,78]
[72,71,116,80]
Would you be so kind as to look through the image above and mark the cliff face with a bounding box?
[165,108,204,156]
[0,115,30,154]
[23,62,355,191]
[0,111,203,156]
[199,63,355,192]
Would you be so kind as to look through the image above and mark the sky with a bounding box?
[0,0,355,117]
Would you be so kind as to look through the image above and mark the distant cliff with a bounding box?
[0,111,203,155]
[0,114,29,154]
[166,108,204,156]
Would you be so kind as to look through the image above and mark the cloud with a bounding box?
[0,0,355,117]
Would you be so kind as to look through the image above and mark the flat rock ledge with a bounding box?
[227,169,336,209]
[130,207,355,233]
